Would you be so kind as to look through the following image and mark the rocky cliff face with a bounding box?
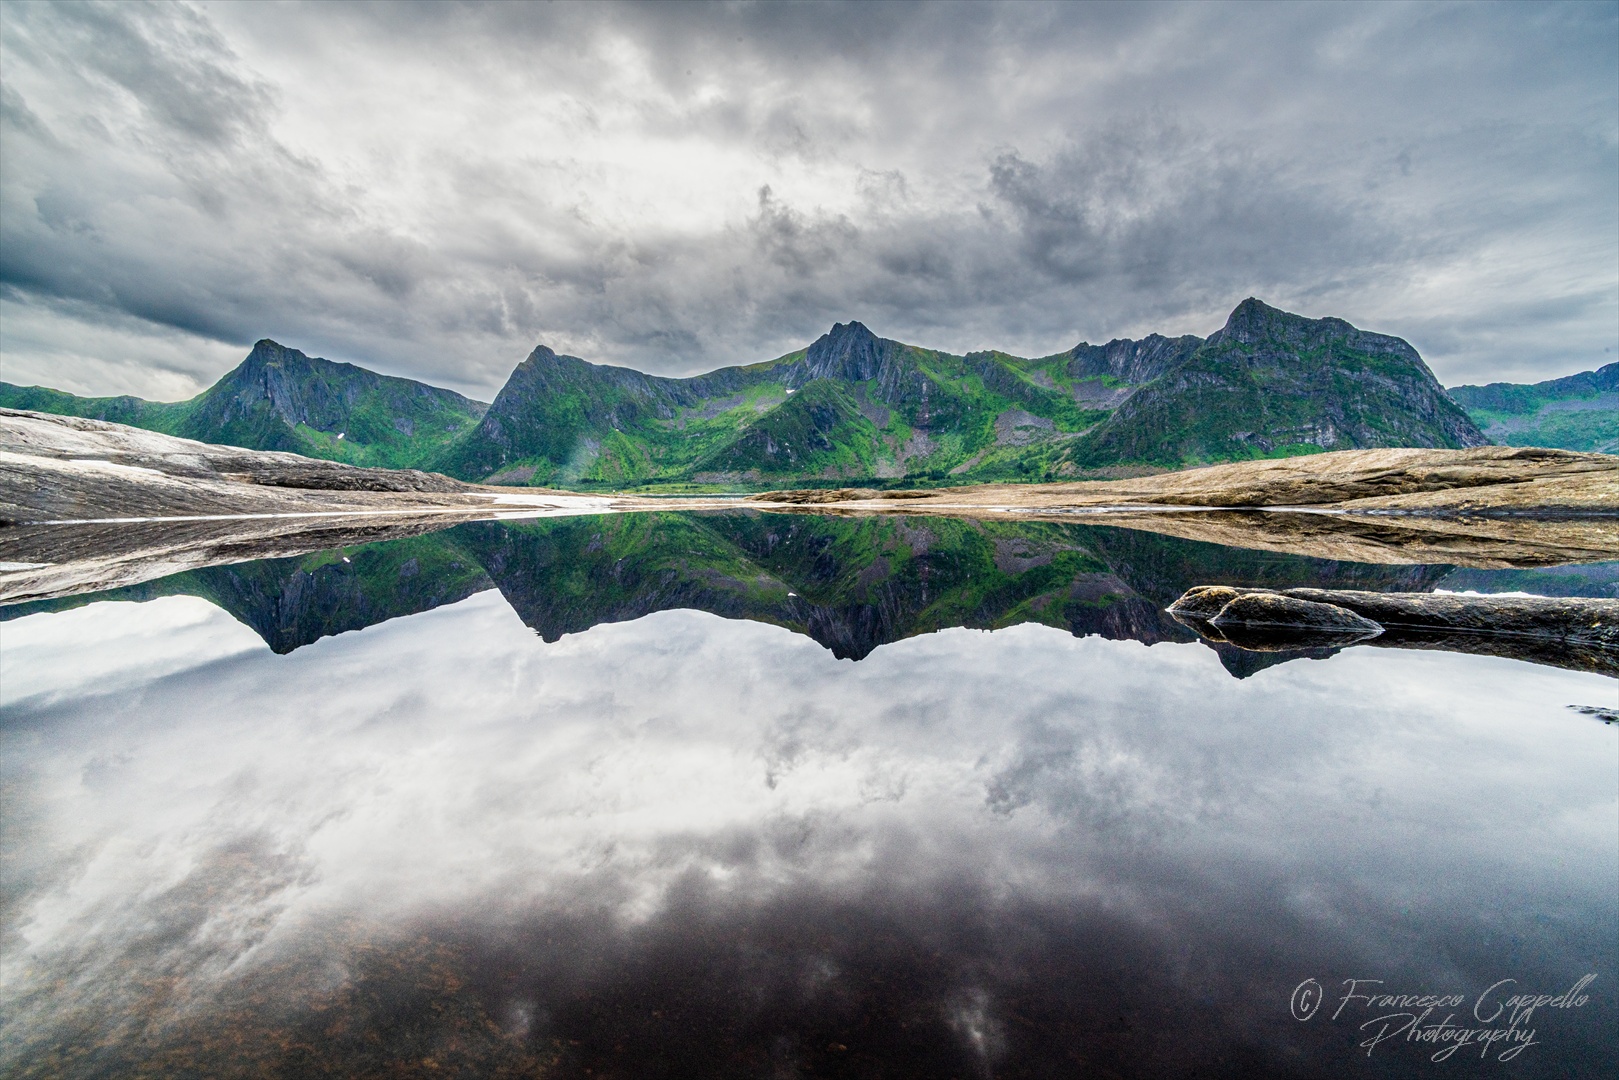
[1065,333,1204,386]
[793,321,897,384]
[176,340,488,464]
[1065,299,1488,467]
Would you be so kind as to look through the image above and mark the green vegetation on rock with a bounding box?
[1,340,488,470]
[1449,362,1618,454]
[430,301,1480,489]
[6,299,1528,490]
[1060,299,1485,469]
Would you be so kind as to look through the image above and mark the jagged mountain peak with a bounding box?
[235,338,304,372]
[817,320,876,342]
[226,341,378,389]
[238,338,345,366]
[803,320,891,383]
[1210,297,1366,351]
[1066,298,1487,467]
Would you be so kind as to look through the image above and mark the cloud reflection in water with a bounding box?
[1,592,1614,1077]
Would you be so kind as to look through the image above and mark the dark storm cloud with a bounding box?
[0,0,1614,397]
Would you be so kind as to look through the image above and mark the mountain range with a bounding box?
[1449,361,1618,455]
[8,297,1604,490]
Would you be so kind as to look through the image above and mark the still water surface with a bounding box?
[2,513,1615,1078]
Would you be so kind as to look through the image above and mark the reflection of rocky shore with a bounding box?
[1170,586,1619,676]
[12,512,1612,679]
[0,517,499,608]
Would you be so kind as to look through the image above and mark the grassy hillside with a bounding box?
[432,322,1116,489]
[1061,299,1486,469]
[2,340,487,470]
[5,300,1510,490]
[0,383,190,432]
[1449,362,1618,454]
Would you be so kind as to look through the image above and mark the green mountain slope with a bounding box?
[0,384,190,431]
[436,320,1125,487]
[1,340,488,469]
[1449,362,1618,453]
[428,342,785,484]
[695,379,885,480]
[1061,299,1487,469]
[4,299,1507,489]
[437,302,1487,487]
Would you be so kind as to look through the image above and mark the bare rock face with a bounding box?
[1282,588,1619,646]
[1167,584,1619,674]
[1206,593,1384,651]
[0,409,468,492]
[1,409,474,522]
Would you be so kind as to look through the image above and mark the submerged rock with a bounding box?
[1205,593,1384,651]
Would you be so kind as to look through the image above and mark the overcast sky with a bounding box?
[1,1,1615,400]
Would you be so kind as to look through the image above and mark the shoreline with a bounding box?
[4,408,1616,604]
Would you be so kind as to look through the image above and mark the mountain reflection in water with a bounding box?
[12,511,1609,676]
[0,516,1614,1079]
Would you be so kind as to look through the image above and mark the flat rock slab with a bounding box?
[1166,585,1245,619]
[1281,588,1619,647]
[1207,593,1384,651]
[1168,585,1619,675]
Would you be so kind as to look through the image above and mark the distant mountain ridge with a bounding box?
[1449,362,1618,454]
[436,298,1486,486]
[2,299,1526,488]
